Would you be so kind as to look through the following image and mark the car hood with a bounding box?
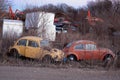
[50,48,65,61]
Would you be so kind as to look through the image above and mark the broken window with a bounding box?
[28,40,39,47]
[17,39,27,46]
[85,44,96,50]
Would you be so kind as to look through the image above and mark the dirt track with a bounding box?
[0,66,120,80]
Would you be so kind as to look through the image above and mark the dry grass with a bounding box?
[0,29,120,70]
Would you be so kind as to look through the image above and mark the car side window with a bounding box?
[17,39,27,46]
[85,44,96,50]
[28,40,39,48]
[75,44,84,50]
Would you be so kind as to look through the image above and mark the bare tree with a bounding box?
[25,11,56,41]
[0,0,10,18]
[0,0,9,11]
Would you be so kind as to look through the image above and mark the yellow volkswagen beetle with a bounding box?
[8,36,64,62]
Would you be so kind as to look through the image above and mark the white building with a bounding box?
[2,19,23,38]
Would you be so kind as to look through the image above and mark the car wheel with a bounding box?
[42,55,54,64]
[103,55,114,68]
[10,49,20,58]
[68,55,77,61]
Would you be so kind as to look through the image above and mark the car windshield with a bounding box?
[66,42,73,48]
[40,40,50,47]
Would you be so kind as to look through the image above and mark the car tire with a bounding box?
[42,55,54,64]
[10,49,20,58]
[68,55,77,61]
[103,55,114,68]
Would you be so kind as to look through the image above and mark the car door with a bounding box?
[85,44,94,60]
[85,44,99,60]
[16,39,27,56]
[74,44,85,60]
[25,40,40,59]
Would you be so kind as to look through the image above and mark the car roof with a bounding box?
[73,40,96,45]
[20,36,42,41]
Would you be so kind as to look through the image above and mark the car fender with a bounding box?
[40,50,50,59]
[101,52,115,61]
[9,46,20,54]
[98,48,115,60]
[67,52,79,60]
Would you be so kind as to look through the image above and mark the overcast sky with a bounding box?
[9,0,96,11]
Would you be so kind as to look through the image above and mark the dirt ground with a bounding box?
[0,53,120,80]
[0,66,120,80]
